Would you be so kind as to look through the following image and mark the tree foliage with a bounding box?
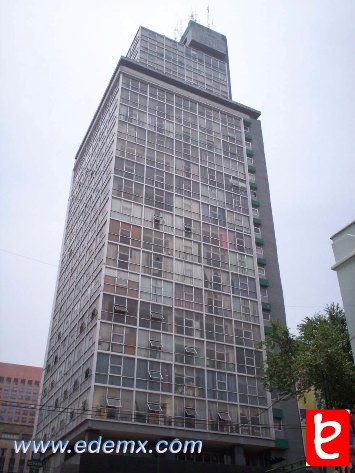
[260,303,355,408]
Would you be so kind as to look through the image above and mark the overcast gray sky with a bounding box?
[0,0,354,367]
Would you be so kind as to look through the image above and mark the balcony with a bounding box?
[257,256,266,266]
[243,117,252,127]
[251,198,260,207]
[253,217,261,225]
[275,438,289,450]
[245,132,252,142]
[262,302,271,311]
[249,181,257,190]
[264,325,273,335]
[248,163,256,173]
[272,408,283,419]
[259,278,269,287]
[255,236,264,246]
[246,148,254,157]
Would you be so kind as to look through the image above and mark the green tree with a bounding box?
[261,303,355,408]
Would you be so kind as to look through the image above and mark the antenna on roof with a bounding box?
[174,19,183,40]
[189,9,198,22]
[174,22,179,41]
[207,4,213,28]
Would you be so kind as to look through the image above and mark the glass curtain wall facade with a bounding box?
[35,21,305,472]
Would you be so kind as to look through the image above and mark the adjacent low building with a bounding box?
[0,362,42,473]
[331,220,355,362]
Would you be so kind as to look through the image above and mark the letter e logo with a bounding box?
[306,410,350,466]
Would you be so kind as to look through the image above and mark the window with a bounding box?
[106,243,140,273]
[205,290,232,318]
[175,309,204,338]
[205,315,234,344]
[231,274,257,299]
[111,198,142,225]
[203,244,229,269]
[263,311,270,321]
[202,203,226,227]
[101,294,138,327]
[141,252,173,279]
[207,371,237,402]
[274,418,283,430]
[174,365,205,397]
[136,360,172,392]
[139,302,173,332]
[232,297,259,323]
[204,267,230,293]
[108,220,141,248]
[236,347,263,376]
[206,342,235,372]
[137,330,173,362]
[175,337,204,367]
[229,253,254,277]
[175,260,203,286]
[228,231,253,254]
[95,353,135,388]
[238,377,267,407]
[175,237,201,263]
[175,284,203,312]
[260,286,268,302]
[112,176,144,204]
[104,268,139,299]
[140,276,173,306]
[1,433,19,440]
[142,228,173,255]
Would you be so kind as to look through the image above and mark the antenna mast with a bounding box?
[189,9,197,22]
[207,4,213,28]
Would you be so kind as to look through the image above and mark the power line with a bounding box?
[0,395,304,431]
[0,249,343,309]
[0,248,58,268]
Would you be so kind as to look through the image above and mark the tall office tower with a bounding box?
[36,21,305,472]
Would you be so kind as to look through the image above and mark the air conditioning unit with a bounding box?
[184,346,197,355]
[184,225,192,233]
[229,178,239,186]
[150,340,162,350]
[218,411,231,422]
[107,397,121,408]
[150,312,163,321]
[185,407,197,418]
[149,370,163,380]
[114,305,127,315]
[147,402,163,413]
